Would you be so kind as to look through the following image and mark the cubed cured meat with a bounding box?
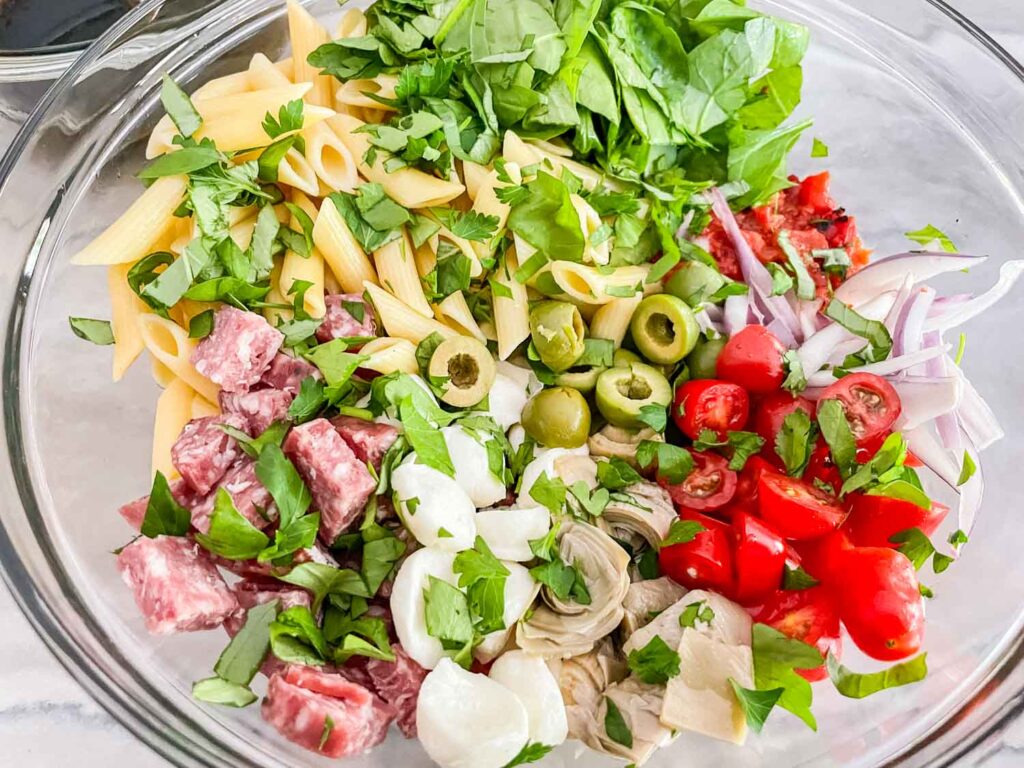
[316,294,376,344]
[191,307,284,393]
[116,535,237,634]
[171,414,248,495]
[216,542,339,580]
[365,644,427,738]
[261,353,321,396]
[220,389,294,436]
[224,579,312,636]
[330,416,399,471]
[118,478,195,531]
[191,459,276,533]
[262,665,394,758]
[283,419,376,545]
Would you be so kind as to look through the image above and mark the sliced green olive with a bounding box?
[428,336,496,408]
[665,261,728,307]
[521,387,592,448]
[595,362,672,428]
[629,294,700,365]
[530,301,586,373]
[686,336,727,380]
[613,348,642,368]
[554,364,605,393]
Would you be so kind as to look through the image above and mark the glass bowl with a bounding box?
[0,0,1023,766]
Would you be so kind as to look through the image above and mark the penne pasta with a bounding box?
[503,131,616,192]
[149,352,176,389]
[247,52,292,89]
[138,313,220,403]
[435,292,487,342]
[328,113,465,208]
[429,224,484,279]
[190,395,220,419]
[312,195,378,293]
[151,377,194,478]
[280,191,327,318]
[363,281,458,344]
[469,162,521,261]
[287,0,334,108]
[335,7,367,39]
[461,161,491,202]
[571,193,610,266]
[492,249,531,361]
[107,263,148,381]
[72,175,187,266]
[334,75,398,113]
[277,146,321,196]
[548,262,650,306]
[373,231,433,318]
[302,120,359,193]
[358,337,419,375]
[589,296,642,347]
[263,259,293,328]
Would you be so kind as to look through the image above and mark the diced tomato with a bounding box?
[750,587,842,681]
[758,471,848,540]
[797,172,835,214]
[716,326,787,394]
[736,456,775,507]
[673,379,750,440]
[842,495,950,548]
[659,511,735,595]
[753,393,816,454]
[831,547,925,661]
[733,512,787,604]
[659,451,737,512]
[818,374,902,447]
[791,529,853,583]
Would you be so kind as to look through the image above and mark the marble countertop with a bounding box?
[1,2,1022,766]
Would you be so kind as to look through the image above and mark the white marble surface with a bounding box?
[0,2,1022,766]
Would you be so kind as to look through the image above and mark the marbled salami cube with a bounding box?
[220,389,294,436]
[262,665,394,758]
[116,535,237,634]
[316,294,376,345]
[283,419,376,545]
[365,644,427,738]
[171,413,248,495]
[330,416,399,471]
[260,353,321,396]
[191,307,284,393]
[118,478,196,531]
[191,459,276,533]
[224,579,312,636]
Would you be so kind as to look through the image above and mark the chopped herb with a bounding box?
[679,599,715,628]
[777,231,816,300]
[140,471,191,538]
[816,399,857,478]
[827,652,928,698]
[262,99,304,138]
[731,682,784,733]
[906,225,957,253]
[637,404,668,433]
[811,138,829,158]
[694,429,765,471]
[782,350,807,394]
[529,471,568,515]
[161,74,201,138]
[502,742,555,768]
[825,299,893,363]
[188,309,215,339]
[603,697,633,749]
[627,635,680,685]
[775,410,815,478]
[636,442,694,485]
[957,451,977,486]
[782,565,820,590]
[751,623,823,730]
[69,317,114,345]
[661,519,705,548]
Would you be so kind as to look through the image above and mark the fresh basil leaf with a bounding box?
[777,231,816,300]
[422,575,474,650]
[824,299,893,362]
[304,340,367,387]
[259,512,320,563]
[139,145,221,180]
[811,138,829,158]
[287,377,326,424]
[69,317,114,345]
[192,677,257,707]
[827,652,928,699]
[213,601,278,685]
[867,479,931,510]
[188,309,214,339]
[731,681,784,734]
[161,74,202,138]
[816,399,857,477]
[399,396,455,477]
[194,488,270,560]
[905,225,957,253]
[627,635,680,684]
[254,443,311,529]
[603,697,633,748]
[140,471,191,538]
[767,262,794,296]
[361,524,406,594]
[269,605,328,665]
[507,171,585,263]
[661,519,705,548]
[751,623,823,730]
[278,562,369,614]
[775,409,814,478]
[957,451,977,486]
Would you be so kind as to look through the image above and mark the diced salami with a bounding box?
[171,414,248,495]
[316,294,376,344]
[330,416,398,471]
[216,543,338,580]
[219,389,293,436]
[118,478,195,531]
[365,644,427,738]
[283,419,376,545]
[191,459,276,533]
[224,579,312,636]
[261,353,321,396]
[191,307,284,393]
[116,535,237,634]
[262,665,394,758]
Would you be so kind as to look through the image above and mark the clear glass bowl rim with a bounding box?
[0,1,1023,766]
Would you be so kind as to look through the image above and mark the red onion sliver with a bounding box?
[892,376,963,432]
[835,252,988,306]
[922,260,1024,333]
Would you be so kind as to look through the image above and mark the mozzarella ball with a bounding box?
[442,425,507,508]
[519,446,590,503]
[390,548,459,670]
[475,562,540,663]
[392,458,476,551]
[490,650,569,747]
[475,506,551,561]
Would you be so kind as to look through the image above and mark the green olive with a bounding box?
[629,294,700,365]
[665,261,728,307]
[613,348,642,367]
[521,387,592,448]
[595,362,672,428]
[554,365,605,393]
[529,301,586,373]
[686,336,727,380]
[428,336,496,408]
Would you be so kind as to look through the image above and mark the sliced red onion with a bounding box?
[956,373,1004,451]
[723,294,749,336]
[921,334,960,446]
[928,294,972,316]
[835,252,988,306]
[892,376,963,431]
[795,292,898,377]
[883,275,915,334]
[710,189,803,341]
[806,344,951,387]
[903,425,961,490]
[892,287,935,360]
[922,260,1024,333]
[825,339,865,367]
[798,299,822,341]
[957,431,984,540]
[766,318,797,348]
[694,308,723,335]
[703,304,724,323]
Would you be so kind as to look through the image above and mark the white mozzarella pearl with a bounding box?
[390,548,459,670]
[475,506,550,562]
[475,562,539,663]
[392,458,476,551]
[442,426,507,508]
[489,650,569,747]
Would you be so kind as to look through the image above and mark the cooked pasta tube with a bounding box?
[363,282,458,344]
[435,292,487,342]
[286,0,334,107]
[492,249,531,361]
[151,377,195,478]
[373,231,433,317]
[138,314,219,403]
[302,119,359,193]
[548,263,650,306]
[312,195,378,293]
[589,296,642,347]
[108,263,147,381]
[358,337,419,375]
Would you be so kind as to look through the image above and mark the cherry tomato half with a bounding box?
[673,379,750,440]
[733,512,787,604]
[796,172,835,214]
[819,373,902,447]
[735,456,775,507]
[716,326,787,394]
[791,529,853,584]
[842,495,950,548]
[659,511,735,594]
[832,547,925,661]
[660,451,737,512]
[758,471,848,540]
[751,587,842,681]
[753,392,816,451]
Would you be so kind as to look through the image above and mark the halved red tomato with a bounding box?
[791,529,853,583]
[758,471,848,540]
[660,451,737,512]
[842,495,950,548]
[659,511,735,594]
[832,547,925,661]
[735,455,775,507]
[819,373,902,447]
[733,512,787,604]
[753,392,816,455]
[673,379,750,440]
[716,326,787,394]
[750,587,842,681]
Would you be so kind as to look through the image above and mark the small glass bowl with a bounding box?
[0,1,1022,766]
